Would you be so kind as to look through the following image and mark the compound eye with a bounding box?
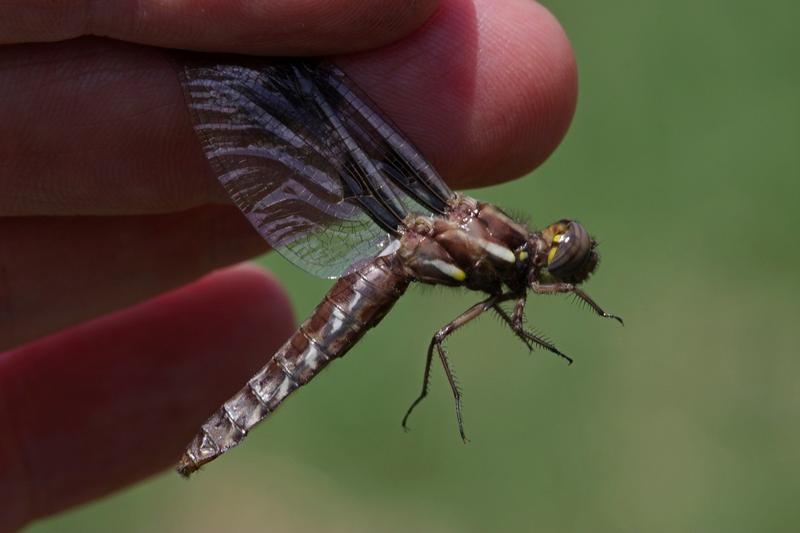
[547,221,595,281]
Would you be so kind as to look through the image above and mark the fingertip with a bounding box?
[474,0,578,185]
[189,263,296,348]
[0,263,295,524]
[202,262,295,331]
[340,0,578,189]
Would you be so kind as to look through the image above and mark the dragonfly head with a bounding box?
[538,219,599,284]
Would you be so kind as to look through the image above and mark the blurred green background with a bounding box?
[30,0,799,531]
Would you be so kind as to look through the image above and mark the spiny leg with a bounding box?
[491,303,534,351]
[492,299,573,364]
[401,343,434,432]
[402,294,501,440]
[511,295,526,327]
[573,288,624,325]
[531,282,623,325]
[434,338,468,442]
[509,297,573,361]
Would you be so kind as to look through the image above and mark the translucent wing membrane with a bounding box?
[305,62,454,216]
[179,56,455,278]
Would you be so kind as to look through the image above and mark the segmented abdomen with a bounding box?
[177,255,409,476]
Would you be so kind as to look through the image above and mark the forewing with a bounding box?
[178,55,455,278]
[307,62,455,215]
[181,57,398,278]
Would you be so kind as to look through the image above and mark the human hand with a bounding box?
[0,0,577,528]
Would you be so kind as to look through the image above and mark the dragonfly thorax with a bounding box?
[396,197,600,294]
[397,196,533,293]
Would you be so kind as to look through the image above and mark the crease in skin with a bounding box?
[68,0,441,54]
[0,206,267,351]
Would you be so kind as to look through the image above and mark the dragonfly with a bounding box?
[175,54,621,477]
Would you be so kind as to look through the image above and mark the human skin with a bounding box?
[0,0,578,528]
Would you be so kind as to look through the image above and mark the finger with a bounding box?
[0,206,267,351]
[341,0,578,189]
[1,0,576,215]
[0,264,294,530]
[3,0,439,54]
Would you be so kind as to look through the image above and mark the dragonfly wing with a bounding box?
[179,55,455,278]
[306,61,456,215]
[180,57,397,278]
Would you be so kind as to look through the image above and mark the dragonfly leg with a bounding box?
[492,299,573,364]
[492,297,533,351]
[401,344,435,432]
[531,282,623,325]
[402,294,502,441]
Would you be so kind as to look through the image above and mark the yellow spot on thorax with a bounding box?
[452,268,467,282]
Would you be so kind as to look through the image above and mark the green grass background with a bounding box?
[30,0,800,531]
